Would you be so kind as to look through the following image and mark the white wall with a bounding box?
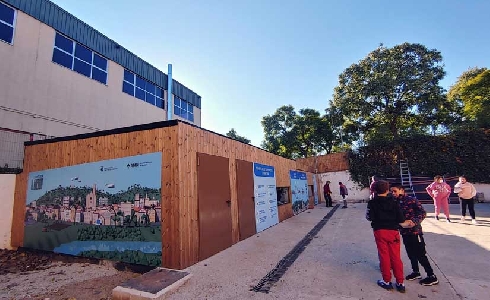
[474,183,490,202]
[318,171,370,202]
[0,174,16,250]
[0,10,201,138]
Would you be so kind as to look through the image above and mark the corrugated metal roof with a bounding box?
[3,0,202,108]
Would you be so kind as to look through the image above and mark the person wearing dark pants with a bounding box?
[460,199,476,220]
[323,181,333,207]
[454,176,478,224]
[391,185,439,286]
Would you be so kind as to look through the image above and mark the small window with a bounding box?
[93,54,107,70]
[277,187,290,206]
[52,32,108,85]
[52,48,73,69]
[155,88,163,98]
[156,97,164,109]
[135,88,145,101]
[135,76,146,89]
[146,93,155,105]
[122,81,134,96]
[73,59,91,77]
[92,68,107,84]
[0,2,16,44]
[121,69,165,110]
[123,70,134,83]
[146,82,155,94]
[54,33,73,53]
[74,44,92,63]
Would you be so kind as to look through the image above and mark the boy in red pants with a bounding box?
[366,180,414,293]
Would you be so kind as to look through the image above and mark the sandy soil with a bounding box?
[0,248,152,300]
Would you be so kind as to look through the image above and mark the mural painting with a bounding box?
[253,163,279,232]
[290,170,308,215]
[24,152,162,266]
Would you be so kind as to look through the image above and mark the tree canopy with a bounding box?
[330,43,453,143]
[448,67,490,129]
[225,128,251,144]
[261,105,334,159]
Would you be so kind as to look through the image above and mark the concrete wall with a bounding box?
[0,10,200,139]
[473,183,490,202]
[318,170,370,202]
[0,174,16,249]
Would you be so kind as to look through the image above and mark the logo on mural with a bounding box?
[24,152,163,266]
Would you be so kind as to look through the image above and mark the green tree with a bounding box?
[331,43,453,143]
[261,105,335,158]
[448,67,490,129]
[225,128,251,144]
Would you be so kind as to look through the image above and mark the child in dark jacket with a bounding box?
[391,185,439,286]
[366,180,413,293]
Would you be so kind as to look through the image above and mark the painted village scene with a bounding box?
[23,153,163,266]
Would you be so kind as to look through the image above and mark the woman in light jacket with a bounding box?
[454,176,478,224]
[425,175,452,222]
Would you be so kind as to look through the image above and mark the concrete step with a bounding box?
[112,267,192,300]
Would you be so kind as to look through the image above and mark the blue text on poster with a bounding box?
[253,163,279,232]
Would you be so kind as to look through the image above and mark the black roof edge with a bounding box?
[25,120,180,146]
[23,120,297,164]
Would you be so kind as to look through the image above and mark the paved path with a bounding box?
[166,202,490,300]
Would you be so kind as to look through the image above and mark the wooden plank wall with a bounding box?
[11,127,182,269]
[12,121,323,270]
[177,122,299,268]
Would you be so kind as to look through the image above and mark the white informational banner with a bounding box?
[253,163,279,233]
[313,174,319,205]
[290,170,308,215]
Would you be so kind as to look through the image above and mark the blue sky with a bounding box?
[51,0,490,147]
[26,152,162,204]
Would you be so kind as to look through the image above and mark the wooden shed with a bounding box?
[11,120,321,269]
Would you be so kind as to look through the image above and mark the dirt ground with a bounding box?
[0,248,154,300]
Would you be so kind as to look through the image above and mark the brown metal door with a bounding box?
[236,160,256,241]
[198,153,232,261]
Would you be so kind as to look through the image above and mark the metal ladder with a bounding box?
[400,159,416,197]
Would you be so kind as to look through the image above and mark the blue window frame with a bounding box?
[122,69,165,109]
[174,96,194,122]
[0,1,16,44]
[52,32,108,84]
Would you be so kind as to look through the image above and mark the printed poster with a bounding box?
[313,174,319,205]
[253,163,279,232]
[24,152,162,266]
[290,170,308,215]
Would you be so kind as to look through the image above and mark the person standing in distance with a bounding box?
[454,176,478,224]
[425,175,452,222]
[323,181,333,207]
[339,182,348,208]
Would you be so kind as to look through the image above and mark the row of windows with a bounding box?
[52,33,108,84]
[1,2,196,122]
[0,1,15,44]
[174,97,194,122]
[123,70,165,109]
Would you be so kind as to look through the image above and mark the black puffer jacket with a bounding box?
[366,194,405,230]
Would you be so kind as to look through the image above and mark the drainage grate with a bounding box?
[250,204,340,293]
